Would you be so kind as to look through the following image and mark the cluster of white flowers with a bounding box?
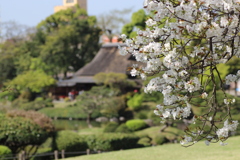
[180,135,193,145]
[120,0,240,146]
[154,103,191,120]
[225,71,240,84]
[216,119,239,140]
[224,98,236,105]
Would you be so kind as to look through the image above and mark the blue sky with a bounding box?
[1,0,144,27]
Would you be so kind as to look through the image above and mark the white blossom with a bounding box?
[225,74,237,84]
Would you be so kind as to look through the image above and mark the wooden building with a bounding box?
[51,43,142,98]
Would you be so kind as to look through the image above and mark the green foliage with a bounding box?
[131,9,147,29]
[201,64,229,91]
[0,111,54,153]
[54,131,88,152]
[86,133,140,151]
[127,94,143,111]
[100,96,126,118]
[0,145,12,159]
[53,120,100,131]
[39,107,101,119]
[135,110,148,119]
[137,137,152,147]
[19,89,32,100]
[0,40,19,84]
[7,70,56,93]
[115,123,132,133]
[226,56,240,74]
[122,9,148,38]
[11,98,53,111]
[135,126,184,145]
[0,90,18,102]
[76,86,115,116]
[94,72,136,92]
[121,23,134,37]
[154,135,169,145]
[191,91,240,119]
[30,148,53,160]
[142,92,163,103]
[103,122,119,133]
[38,6,101,76]
[75,86,126,126]
[126,119,148,131]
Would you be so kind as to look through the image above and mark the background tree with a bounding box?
[38,5,101,78]
[94,72,137,93]
[76,86,120,128]
[0,40,19,84]
[122,9,148,38]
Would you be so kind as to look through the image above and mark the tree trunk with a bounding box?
[87,113,92,128]
[63,71,67,79]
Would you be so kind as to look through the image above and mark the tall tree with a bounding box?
[38,5,101,78]
[122,9,148,38]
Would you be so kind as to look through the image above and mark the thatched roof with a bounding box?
[74,43,136,76]
[58,43,141,86]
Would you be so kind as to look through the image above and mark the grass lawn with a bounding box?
[63,136,240,160]
[53,100,76,108]
[78,127,103,135]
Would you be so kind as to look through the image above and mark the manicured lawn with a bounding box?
[78,127,103,135]
[53,100,76,108]
[63,136,240,160]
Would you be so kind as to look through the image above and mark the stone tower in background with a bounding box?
[54,0,87,13]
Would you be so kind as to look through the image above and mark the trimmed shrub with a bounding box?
[137,137,152,147]
[0,111,54,153]
[135,110,148,119]
[127,94,143,111]
[154,135,169,145]
[54,131,88,152]
[0,145,12,159]
[126,119,148,131]
[53,120,100,131]
[103,122,119,133]
[115,123,132,133]
[39,107,101,119]
[86,133,140,151]
[11,98,54,111]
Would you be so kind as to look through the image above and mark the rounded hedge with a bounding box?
[54,130,88,152]
[0,145,12,159]
[103,122,119,133]
[0,112,53,153]
[126,119,148,131]
[137,137,152,147]
[127,94,143,111]
[86,133,140,151]
[154,135,169,145]
[115,123,132,133]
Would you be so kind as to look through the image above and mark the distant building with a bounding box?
[51,43,143,99]
[54,0,87,13]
